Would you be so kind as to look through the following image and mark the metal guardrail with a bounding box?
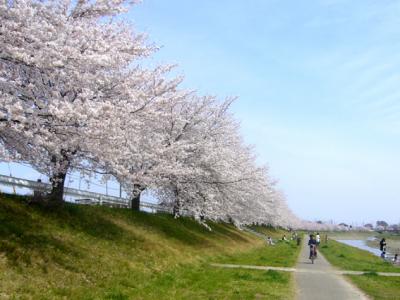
[0,174,172,212]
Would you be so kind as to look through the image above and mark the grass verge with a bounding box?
[347,274,400,300]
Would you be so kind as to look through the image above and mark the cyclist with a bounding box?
[308,234,317,260]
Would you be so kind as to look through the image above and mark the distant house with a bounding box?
[388,224,399,232]
[364,223,374,230]
[338,223,350,231]
[376,221,388,230]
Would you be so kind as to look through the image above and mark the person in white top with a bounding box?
[316,233,321,246]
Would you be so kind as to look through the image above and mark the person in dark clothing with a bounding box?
[308,234,317,259]
[379,238,386,251]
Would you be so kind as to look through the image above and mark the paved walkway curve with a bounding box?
[295,236,369,300]
[210,263,400,277]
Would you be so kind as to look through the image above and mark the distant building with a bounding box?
[364,223,374,230]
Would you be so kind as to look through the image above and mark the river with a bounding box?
[336,239,382,256]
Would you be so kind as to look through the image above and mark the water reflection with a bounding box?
[337,239,381,256]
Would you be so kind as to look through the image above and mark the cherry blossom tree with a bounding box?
[0,0,178,203]
[0,0,304,229]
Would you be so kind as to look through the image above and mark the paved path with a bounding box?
[294,237,369,300]
[210,263,400,277]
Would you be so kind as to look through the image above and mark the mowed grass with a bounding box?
[215,239,301,267]
[319,239,398,273]
[130,265,293,300]
[347,273,400,300]
[319,239,400,300]
[0,194,298,299]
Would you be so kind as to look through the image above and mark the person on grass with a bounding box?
[379,238,386,251]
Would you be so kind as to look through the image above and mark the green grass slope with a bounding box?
[0,194,299,299]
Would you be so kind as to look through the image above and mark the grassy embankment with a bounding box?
[319,239,400,300]
[0,194,300,299]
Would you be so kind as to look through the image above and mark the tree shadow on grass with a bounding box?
[116,210,251,248]
[118,211,213,247]
[0,195,139,270]
[0,196,84,269]
[0,194,254,268]
[41,203,128,241]
[210,223,252,243]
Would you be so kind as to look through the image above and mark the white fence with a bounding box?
[0,174,171,213]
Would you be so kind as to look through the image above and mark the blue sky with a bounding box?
[2,0,399,224]
[127,0,400,224]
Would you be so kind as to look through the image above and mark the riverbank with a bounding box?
[319,239,400,299]
[365,234,400,257]
[328,231,400,259]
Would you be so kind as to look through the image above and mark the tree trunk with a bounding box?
[46,153,70,204]
[172,186,180,217]
[47,169,68,204]
[131,184,145,211]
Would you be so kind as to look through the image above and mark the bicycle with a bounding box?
[309,244,317,264]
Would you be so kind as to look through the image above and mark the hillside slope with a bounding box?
[0,194,297,299]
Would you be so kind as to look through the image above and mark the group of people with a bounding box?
[379,238,399,264]
[265,232,300,246]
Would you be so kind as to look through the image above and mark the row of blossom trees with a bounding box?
[1,0,309,227]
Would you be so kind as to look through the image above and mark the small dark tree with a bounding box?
[376,221,388,229]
